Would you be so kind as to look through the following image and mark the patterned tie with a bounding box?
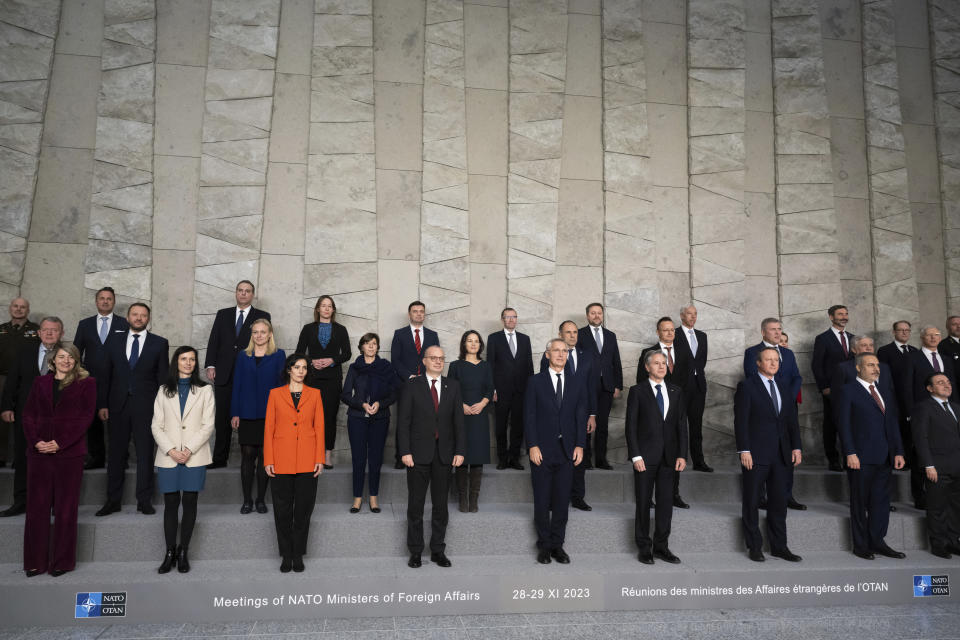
[688,329,697,357]
[932,352,942,373]
[129,334,140,369]
[655,383,664,418]
[508,332,516,357]
[768,379,779,415]
[594,326,603,352]
[665,346,674,374]
[235,310,244,337]
[99,317,109,344]
[555,373,563,407]
[37,346,47,373]
[869,384,885,414]
[840,331,848,356]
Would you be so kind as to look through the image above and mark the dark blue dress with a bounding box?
[447,359,494,464]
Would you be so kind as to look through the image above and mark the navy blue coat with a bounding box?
[811,328,854,391]
[834,380,903,465]
[390,326,439,379]
[743,343,802,400]
[340,356,401,420]
[72,314,129,375]
[539,345,598,415]
[97,331,169,415]
[830,359,894,397]
[230,349,285,419]
[734,374,801,466]
[524,368,588,463]
[578,325,623,392]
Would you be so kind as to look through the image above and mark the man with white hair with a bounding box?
[830,335,894,398]
[673,304,710,472]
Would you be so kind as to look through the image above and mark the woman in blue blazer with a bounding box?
[231,319,285,514]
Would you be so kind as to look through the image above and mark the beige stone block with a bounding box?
[556,179,602,267]
[464,4,507,90]
[744,0,771,33]
[270,73,310,164]
[648,102,687,187]
[652,186,689,272]
[373,0,424,84]
[374,81,422,171]
[55,0,103,56]
[158,0,211,65]
[469,174,506,264]
[151,249,194,346]
[833,196,871,280]
[643,22,686,105]
[893,0,928,49]
[154,64,204,157]
[376,169,421,261]
[376,258,418,345]
[903,123,940,204]
[560,96,602,181]
[154,155,199,251]
[263,162,306,255]
[822,39,865,118]
[745,110,774,193]
[918,282,947,329]
[818,0,861,42]
[305,201,376,263]
[745,32,772,112]
[553,265,602,327]
[778,209,838,254]
[307,153,375,209]
[468,262,506,336]
[896,46,934,125]
[41,54,99,149]
[781,282,844,316]
[840,278,875,333]
[21,242,87,331]
[277,0,313,75]
[258,253,304,350]
[30,147,93,244]
[779,252,841,285]
[643,0,685,25]
[829,116,868,198]
[743,274,779,334]
[912,202,945,285]
[743,191,777,276]
[565,13,600,98]
[465,88,507,176]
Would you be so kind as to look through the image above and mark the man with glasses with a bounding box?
[486,308,534,470]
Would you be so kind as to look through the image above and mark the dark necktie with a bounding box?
[555,373,562,407]
[655,383,664,418]
[901,345,907,354]
[768,379,779,415]
[869,384,885,414]
[430,378,439,439]
[944,401,957,423]
[129,334,140,369]
[235,310,244,337]
[932,352,942,373]
[568,349,576,373]
[665,346,674,374]
[840,331,848,356]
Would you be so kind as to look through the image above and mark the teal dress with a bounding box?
[446,359,494,464]
[156,379,207,493]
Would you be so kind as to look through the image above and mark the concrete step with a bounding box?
[0,500,929,563]
[0,465,915,506]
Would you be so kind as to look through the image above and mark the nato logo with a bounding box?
[914,576,949,597]
[76,592,127,617]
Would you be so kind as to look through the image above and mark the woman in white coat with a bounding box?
[151,346,215,574]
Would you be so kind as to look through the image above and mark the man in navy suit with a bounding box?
[72,286,128,470]
[878,321,920,505]
[486,307,534,470]
[674,305,710,472]
[204,280,270,468]
[743,317,805,511]
[541,321,597,510]
[835,354,906,559]
[578,303,622,469]
[812,304,855,471]
[525,339,589,564]
[830,336,894,398]
[735,347,803,562]
[95,303,169,516]
[626,351,687,564]
[939,316,960,366]
[391,300,439,468]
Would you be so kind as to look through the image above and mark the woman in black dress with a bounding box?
[446,330,494,512]
[296,295,351,468]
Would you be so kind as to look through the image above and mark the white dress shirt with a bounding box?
[126,330,149,360]
[235,305,250,326]
[410,324,424,344]
[856,376,883,412]
[831,326,848,348]
[549,368,565,396]
[632,378,670,462]
[426,374,441,403]
[922,347,942,369]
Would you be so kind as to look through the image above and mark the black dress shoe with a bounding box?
[787,498,807,511]
[771,548,802,562]
[596,461,614,470]
[510,460,525,471]
[280,557,292,573]
[537,549,552,564]
[84,459,105,470]
[583,461,594,470]
[637,551,654,564]
[496,461,508,470]
[693,462,714,472]
[323,463,333,470]
[673,496,690,509]
[430,552,452,567]
[292,556,304,572]
[369,503,381,513]
[0,503,26,517]
[947,543,960,555]
[550,548,570,564]
[931,547,953,559]
[828,461,843,472]
[408,554,422,568]
[873,544,905,559]
[49,568,69,577]
[207,462,227,469]
[177,546,190,573]
[853,549,875,560]
[95,501,120,517]
[571,497,592,511]
[653,548,680,564]
[25,568,44,577]
[240,501,253,514]
[158,547,177,574]
[748,549,765,562]
[255,501,268,514]
[137,502,155,515]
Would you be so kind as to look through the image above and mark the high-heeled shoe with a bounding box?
[369,497,381,513]
[350,499,361,514]
[177,546,190,573]
[158,547,177,574]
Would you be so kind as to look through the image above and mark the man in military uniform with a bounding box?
[0,298,39,467]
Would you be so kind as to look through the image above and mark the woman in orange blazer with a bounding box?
[264,353,325,573]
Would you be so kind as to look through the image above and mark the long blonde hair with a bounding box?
[48,342,89,389]
[244,318,277,356]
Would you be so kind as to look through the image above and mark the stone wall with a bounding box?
[1,0,956,463]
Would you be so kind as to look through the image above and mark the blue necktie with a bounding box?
[656,384,664,418]
[129,334,140,369]
[768,379,779,415]
[235,310,244,337]
[99,317,109,344]
[555,373,563,407]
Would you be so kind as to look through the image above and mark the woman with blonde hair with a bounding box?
[22,342,97,577]
[231,318,285,514]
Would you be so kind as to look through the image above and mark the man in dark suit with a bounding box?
[0,316,63,516]
[674,305,710,472]
[912,373,960,557]
[486,307,533,470]
[525,338,589,564]
[0,297,38,468]
[940,315,960,366]
[639,317,691,509]
[744,317,805,511]
[95,303,169,516]
[540,321,597,511]
[812,304,855,471]
[626,351,687,564]
[391,300,439,469]
[578,302,622,469]
[72,286,129,470]
[397,345,465,569]
[835,354,906,559]
[878,320,920,504]
[735,347,803,562]
[830,336,894,398]
[204,280,270,469]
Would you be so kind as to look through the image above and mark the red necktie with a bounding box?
[840,331,848,356]
[415,328,422,374]
[430,379,439,439]
[869,384,885,414]
[665,346,674,374]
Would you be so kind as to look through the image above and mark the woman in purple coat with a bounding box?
[22,342,97,577]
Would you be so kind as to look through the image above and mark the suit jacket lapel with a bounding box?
[181,387,199,419]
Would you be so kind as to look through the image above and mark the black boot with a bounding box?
[455,467,469,513]
[176,546,190,573]
[468,466,482,512]
[158,547,177,574]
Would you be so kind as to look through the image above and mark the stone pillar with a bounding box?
[0,1,61,317]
